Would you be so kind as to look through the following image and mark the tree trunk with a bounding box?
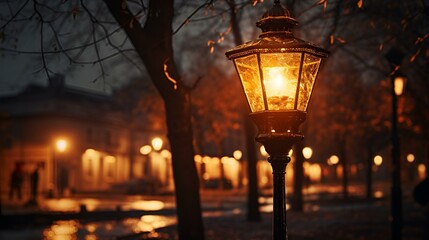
[245,115,261,221]
[339,138,349,199]
[128,128,135,179]
[227,0,260,221]
[104,1,204,239]
[291,141,304,211]
[426,143,429,176]
[365,143,373,199]
[165,91,205,239]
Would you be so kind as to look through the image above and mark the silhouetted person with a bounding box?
[9,163,23,200]
[30,165,40,203]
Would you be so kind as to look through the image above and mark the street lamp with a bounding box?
[54,138,68,197]
[226,1,328,239]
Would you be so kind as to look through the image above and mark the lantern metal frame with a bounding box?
[226,1,328,240]
[226,2,328,115]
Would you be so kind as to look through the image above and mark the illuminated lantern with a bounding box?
[226,1,328,239]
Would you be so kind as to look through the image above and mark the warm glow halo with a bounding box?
[302,147,313,159]
[374,155,383,166]
[328,155,339,165]
[406,153,415,163]
[194,154,202,162]
[151,137,163,151]
[160,149,171,159]
[140,145,152,155]
[394,76,406,96]
[233,150,243,160]
[55,139,68,152]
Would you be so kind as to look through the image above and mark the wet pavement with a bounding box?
[1,182,428,240]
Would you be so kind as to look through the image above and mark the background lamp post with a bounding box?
[226,1,328,239]
[385,47,406,240]
[394,74,406,96]
[54,138,68,197]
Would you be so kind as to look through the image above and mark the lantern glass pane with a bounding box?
[234,55,264,112]
[260,53,301,110]
[297,53,321,111]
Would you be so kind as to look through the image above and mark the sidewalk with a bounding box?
[152,197,428,240]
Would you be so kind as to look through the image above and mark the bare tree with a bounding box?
[1,0,210,238]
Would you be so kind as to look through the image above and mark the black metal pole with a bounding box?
[390,75,403,240]
[250,111,306,240]
[269,156,289,240]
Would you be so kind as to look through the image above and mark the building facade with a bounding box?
[0,76,164,197]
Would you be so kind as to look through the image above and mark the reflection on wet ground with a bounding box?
[39,199,167,213]
[1,182,400,239]
[1,215,177,240]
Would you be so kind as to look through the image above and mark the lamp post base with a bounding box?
[269,155,290,240]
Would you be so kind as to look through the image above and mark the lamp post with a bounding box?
[140,137,172,191]
[226,1,328,239]
[385,47,406,240]
[390,72,407,240]
[54,138,67,197]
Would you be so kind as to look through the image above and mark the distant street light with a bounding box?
[374,155,383,166]
[55,139,67,152]
[327,155,339,165]
[233,150,243,160]
[226,0,328,238]
[151,137,163,151]
[160,149,172,159]
[54,138,68,197]
[417,164,426,180]
[394,75,406,96]
[302,147,313,160]
[140,145,152,155]
[406,153,415,163]
[140,137,171,192]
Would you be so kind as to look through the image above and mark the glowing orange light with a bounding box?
[233,150,243,160]
[302,147,313,159]
[194,155,202,163]
[55,139,67,152]
[374,155,383,166]
[406,153,415,163]
[260,146,268,157]
[328,155,339,165]
[394,76,406,96]
[151,137,163,151]
[140,145,152,155]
